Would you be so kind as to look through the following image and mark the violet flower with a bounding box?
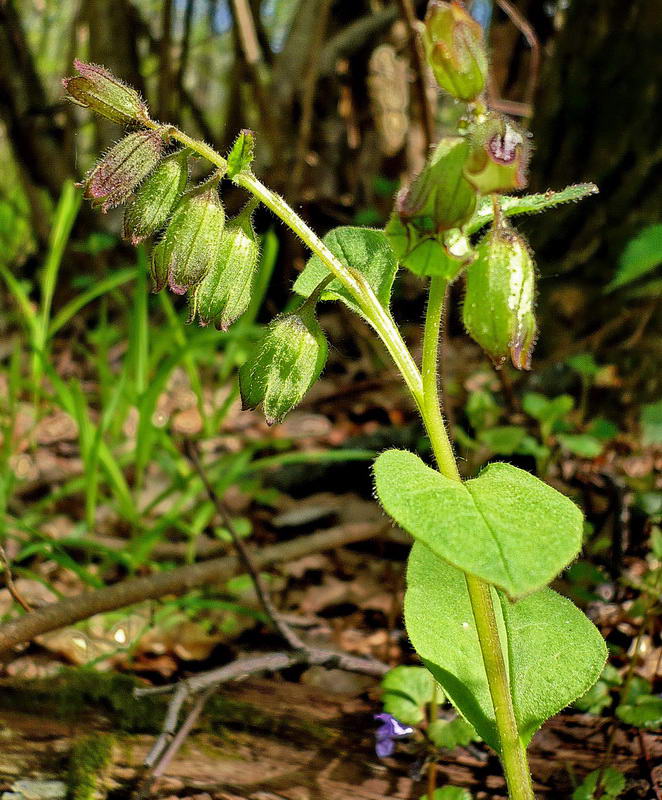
[374,712,414,758]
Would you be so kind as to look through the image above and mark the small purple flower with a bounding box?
[374,712,414,758]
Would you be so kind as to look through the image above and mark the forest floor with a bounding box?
[0,311,660,800]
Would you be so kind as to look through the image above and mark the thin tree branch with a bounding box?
[158,0,175,121]
[0,522,386,654]
[494,0,540,121]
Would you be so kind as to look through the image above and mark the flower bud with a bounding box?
[81,130,164,212]
[462,222,537,369]
[123,149,189,244]
[396,137,476,233]
[63,59,149,125]
[189,203,260,330]
[464,115,530,194]
[239,305,328,425]
[423,1,488,101]
[153,175,226,294]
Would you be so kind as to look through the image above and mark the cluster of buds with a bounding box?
[385,1,536,368]
[64,60,327,422]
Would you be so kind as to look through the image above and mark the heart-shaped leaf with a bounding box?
[293,226,398,316]
[405,542,606,751]
[374,449,582,597]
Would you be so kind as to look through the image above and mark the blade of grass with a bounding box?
[48,267,138,337]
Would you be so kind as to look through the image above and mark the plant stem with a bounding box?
[151,123,424,403]
[421,275,535,800]
[234,171,425,406]
[146,125,534,797]
[422,276,461,481]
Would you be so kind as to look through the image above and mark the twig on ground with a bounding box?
[0,544,31,612]
[184,439,305,650]
[140,441,395,785]
[0,522,386,653]
[135,647,389,780]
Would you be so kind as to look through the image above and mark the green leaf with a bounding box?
[606,224,662,291]
[405,543,607,750]
[421,787,473,800]
[374,450,583,597]
[226,129,256,178]
[574,680,613,715]
[467,183,599,235]
[523,392,574,440]
[523,392,574,425]
[557,434,604,459]
[641,399,662,446]
[293,226,398,316]
[477,426,526,455]
[567,353,601,378]
[428,716,477,749]
[381,665,438,726]
[572,767,625,800]
[616,694,662,729]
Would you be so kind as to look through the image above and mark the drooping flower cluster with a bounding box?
[63,61,328,420]
[385,0,536,370]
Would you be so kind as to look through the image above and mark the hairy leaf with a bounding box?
[293,226,398,316]
[405,543,607,750]
[374,450,583,597]
[467,183,598,234]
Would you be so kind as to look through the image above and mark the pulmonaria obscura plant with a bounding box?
[64,5,604,796]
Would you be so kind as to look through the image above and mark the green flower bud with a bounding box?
[63,60,150,126]
[189,202,260,330]
[153,175,226,294]
[81,130,164,212]
[464,115,530,194]
[396,137,476,233]
[123,149,189,244]
[423,1,488,101]
[386,137,477,279]
[462,222,537,370]
[239,305,328,425]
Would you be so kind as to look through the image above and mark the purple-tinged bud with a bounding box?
[81,130,164,213]
[63,59,150,126]
[153,175,226,295]
[123,149,189,244]
[423,1,488,102]
[464,115,530,194]
[462,221,537,370]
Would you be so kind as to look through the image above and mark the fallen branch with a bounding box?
[134,647,390,780]
[0,522,387,654]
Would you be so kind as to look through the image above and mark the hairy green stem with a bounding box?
[148,124,533,797]
[422,276,535,800]
[234,171,424,406]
